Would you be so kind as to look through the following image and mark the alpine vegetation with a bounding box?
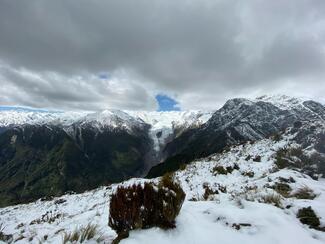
[109,173,185,243]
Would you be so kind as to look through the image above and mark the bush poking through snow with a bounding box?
[62,223,100,244]
[202,183,218,200]
[291,186,316,200]
[213,164,238,175]
[261,194,282,208]
[275,147,322,179]
[253,155,261,162]
[245,155,251,161]
[275,148,294,169]
[179,163,187,171]
[0,223,13,243]
[242,171,255,178]
[297,207,320,229]
[278,176,295,183]
[273,182,291,198]
[232,223,252,230]
[213,166,228,175]
[233,163,240,170]
[272,133,282,142]
[30,211,62,225]
[108,174,186,242]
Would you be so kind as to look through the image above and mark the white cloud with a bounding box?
[0,0,324,110]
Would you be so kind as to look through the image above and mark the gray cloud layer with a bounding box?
[0,0,325,110]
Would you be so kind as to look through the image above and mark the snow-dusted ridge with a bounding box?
[0,107,212,129]
[1,133,325,243]
[0,94,313,126]
[0,107,214,154]
[0,94,321,128]
[0,110,89,127]
[255,94,304,109]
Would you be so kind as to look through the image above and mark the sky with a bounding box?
[156,94,180,112]
[0,0,325,111]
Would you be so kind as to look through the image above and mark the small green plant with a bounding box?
[297,207,320,229]
[291,186,316,200]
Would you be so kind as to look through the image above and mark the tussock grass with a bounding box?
[62,223,100,244]
[261,193,282,208]
[291,186,316,200]
[273,182,291,198]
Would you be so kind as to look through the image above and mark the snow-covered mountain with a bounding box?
[0,95,324,208]
[148,95,325,177]
[0,108,211,130]
[0,108,213,163]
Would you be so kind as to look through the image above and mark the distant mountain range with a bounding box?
[0,95,324,207]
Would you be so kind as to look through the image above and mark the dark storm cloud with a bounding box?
[0,0,324,110]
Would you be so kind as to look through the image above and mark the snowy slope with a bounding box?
[1,134,325,243]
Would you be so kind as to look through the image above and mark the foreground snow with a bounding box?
[1,137,325,243]
[125,200,325,244]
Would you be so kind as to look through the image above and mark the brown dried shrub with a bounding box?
[108,174,185,241]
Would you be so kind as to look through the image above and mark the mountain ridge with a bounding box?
[0,95,324,207]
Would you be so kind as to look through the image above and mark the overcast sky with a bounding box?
[0,0,325,111]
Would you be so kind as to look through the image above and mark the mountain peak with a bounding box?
[254,94,304,110]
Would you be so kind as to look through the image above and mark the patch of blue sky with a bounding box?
[155,94,180,111]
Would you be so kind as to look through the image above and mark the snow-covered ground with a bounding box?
[1,135,325,244]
